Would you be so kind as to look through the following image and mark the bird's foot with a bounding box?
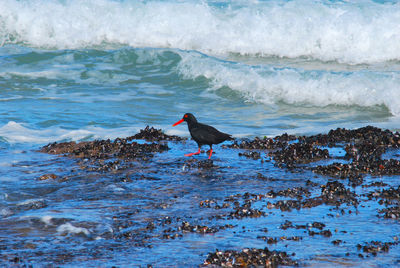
[184,148,201,157]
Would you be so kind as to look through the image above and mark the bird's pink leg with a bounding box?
[208,148,213,159]
[185,148,201,157]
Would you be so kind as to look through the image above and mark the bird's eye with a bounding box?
[184,114,188,118]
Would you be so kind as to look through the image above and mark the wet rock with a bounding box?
[256,173,279,181]
[271,143,329,168]
[41,137,169,164]
[85,160,125,172]
[312,222,326,230]
[179,221,219,234]
[348,174,364,187]
[41,139,168,160]
[238,151,261,160]
[313,163,356,179]
[357,240,399,256]
[128,126,184,142]
[38,173,57,180]
[178,221,233,234]
[315,160,400,178]
[229,133,295,150]
[228,206,265,219]
[281,236,302,242]
[198,159,214,168]
[321,181,358,206]
[199,199,217,208]
[276,187,311,199]
[17,199,47,211]
[306,180,319,187]
[279,220,332,238]
[182,159,215,170]
[332,239,343,245]
[301,197,324,209]
[279,220,295,230]
[312,127,400,178]
[279,220,327,232]
[362,181,388,188]
[146,222,156,231]
[265,187,311,200]
[257,236,278,244]
[379,206,400,219]
[229,137,280,150]
[308,229,332,238]
[199,199,230,209]
[40,126,174,161]
[378,186,400,200]
[366,186,400,206]
[274,200,302,212]
[301,126,400,148]
[289,181,359,209]
[203,247,298,267]
[161,221,234,238]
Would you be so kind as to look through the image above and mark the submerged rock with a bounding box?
[203,247,298,267]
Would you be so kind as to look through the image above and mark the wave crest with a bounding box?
[1,0,400,64]
[177,51,400,115]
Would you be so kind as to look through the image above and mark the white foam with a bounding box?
[0,208,13,217]
[177,51,400,116]
[0,121,142,144]
[106,184,125,192]
[1,0,400,64]
[41,215,53,225]
[57,222,90,236]
[17,198,44,206]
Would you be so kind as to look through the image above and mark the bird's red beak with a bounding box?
[172,118,184,126]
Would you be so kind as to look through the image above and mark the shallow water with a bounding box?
[1,138,400,266]
[1,0,400,266]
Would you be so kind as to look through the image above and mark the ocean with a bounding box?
[1,0,400,266]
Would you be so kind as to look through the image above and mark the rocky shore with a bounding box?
[3,125,400,267]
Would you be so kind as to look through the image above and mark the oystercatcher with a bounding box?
[172,113,232,159]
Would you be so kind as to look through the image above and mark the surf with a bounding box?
[1,0,400,64]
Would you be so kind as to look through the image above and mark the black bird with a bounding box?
[172,113,232,159]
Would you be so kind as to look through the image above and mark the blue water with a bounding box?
[1,0,400,266]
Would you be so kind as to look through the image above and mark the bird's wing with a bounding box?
[191,124,231,145]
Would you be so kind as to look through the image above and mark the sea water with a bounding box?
[1,0,400,266]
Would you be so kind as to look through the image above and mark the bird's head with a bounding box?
[172,113,197,126]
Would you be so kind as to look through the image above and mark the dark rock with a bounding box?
[379,206,400,219]
[203,247,298,267]
[271,143,329,168]
[38,173,57,180]
[357,240,399,255]
[41,139,168,160]
[128,126,184,142]
[238,151,261,160]
[321,181,358,206]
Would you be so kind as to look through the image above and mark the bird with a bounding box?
[172,113,232,159]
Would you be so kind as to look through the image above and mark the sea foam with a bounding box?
[0,121,136,143]
[0,121,188,144]
[57,222,90,236]
[1,0,400,64]
[177,51,400,116]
